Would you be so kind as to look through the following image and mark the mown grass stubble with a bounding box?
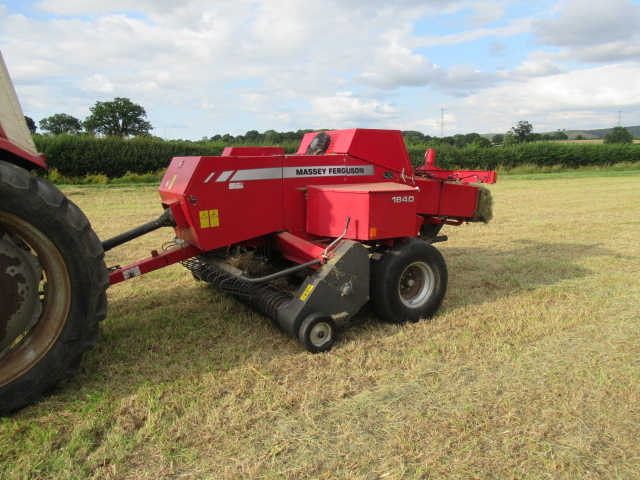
[1,172,639,479]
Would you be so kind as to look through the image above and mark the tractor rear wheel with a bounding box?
[0,161,108,415]
[370,239,447,323]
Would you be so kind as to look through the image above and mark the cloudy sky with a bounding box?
[1,0,639,140]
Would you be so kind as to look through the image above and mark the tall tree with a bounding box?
[39,113,83,135]
[84,97,152,137]
[604,126,633,144]
[402,130,426,145]
[508,120,535,144]
[471,137,492,148]
[24,116,37,134]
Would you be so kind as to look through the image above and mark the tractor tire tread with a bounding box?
[0,161,109,415]
[370,238,447,324]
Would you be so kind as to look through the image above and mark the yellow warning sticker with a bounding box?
[209,209,219,227]
[300,284,314,301]
[199,210,210,228]
[199,209,220,229]
[168,174,177,190]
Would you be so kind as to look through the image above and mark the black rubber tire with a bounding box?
[298,313,336,353]
[0,161,109,415]
[370,238,447,323]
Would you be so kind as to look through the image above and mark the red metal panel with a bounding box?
[298,129,413,173]
[281,154,380,232]
[439,182,479,218]
[222,146,285,156]
[270,231,327,264]
[159,155,285,251]
[307,183,419,240]
[159,156,201,197]
[413,178,443,216]
[0,137,47,169]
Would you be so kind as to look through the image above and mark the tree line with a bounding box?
[494,120,634,145]
[25,98,636,146]
[26,97,152,137]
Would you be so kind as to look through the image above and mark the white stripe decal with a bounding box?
[216,170,234,182]
[213,165,375,182]
[203,172,216,183]
[230,167,282,181]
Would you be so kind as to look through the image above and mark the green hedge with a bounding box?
[34,135,640,179]
[407,142,640,170]
[33,135,228,178]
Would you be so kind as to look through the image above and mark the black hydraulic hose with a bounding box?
[101,208,175,252]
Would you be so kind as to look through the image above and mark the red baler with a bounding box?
[103,129,496,352]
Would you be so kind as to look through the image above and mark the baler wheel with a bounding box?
[0,161,108,415]
[370,239,447,323]
[298,313,336,353]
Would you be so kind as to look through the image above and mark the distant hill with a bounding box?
[580,126,640,139]
[481,125,640,140]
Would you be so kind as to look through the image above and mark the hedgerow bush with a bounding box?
[407,142,640,170]
[33,135,640,180]
[33,135,227,178]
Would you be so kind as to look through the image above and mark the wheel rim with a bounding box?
[0,211,71,387]
[398,261,435,308]
[308,322,332,347]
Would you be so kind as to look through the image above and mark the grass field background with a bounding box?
[2,171,639,479]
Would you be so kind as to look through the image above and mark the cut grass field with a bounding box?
[2,172,639,479]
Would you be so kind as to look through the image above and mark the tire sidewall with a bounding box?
[371,239,447,323]
[0,162,108,413]
[298,313,336,353]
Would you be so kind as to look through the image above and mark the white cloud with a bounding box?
[468,0,509,26]
[441,64,503,96]
[533,0,640,47]
[533,0,640,63]
[2,0,639,138]
[464,63,640,131]
[82,74,114,93]
[488,41,508,57]
[311,91,399,126]
[512,59,566,78]
[413,18,531,48]
[355,42,442,89]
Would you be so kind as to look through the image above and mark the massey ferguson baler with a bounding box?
[102,129,496,354]
[1,51,496,414]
